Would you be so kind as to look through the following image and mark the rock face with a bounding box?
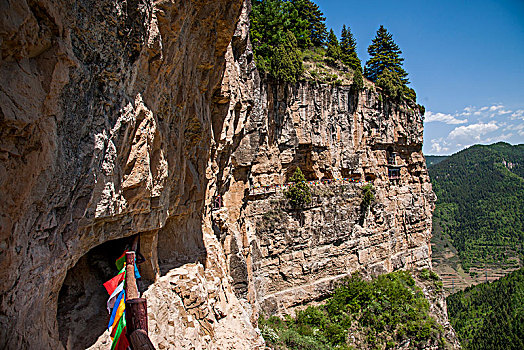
[1,0,263,349]
[1,0,446,349]
[212,54,435,317]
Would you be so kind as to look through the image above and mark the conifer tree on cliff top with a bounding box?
[290,0,327,47]
[326,28,341,60]
[364,25,408,84]
[340,25,361,72]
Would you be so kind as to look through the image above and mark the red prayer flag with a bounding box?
[103,271,125,295]
[115,332,130,350]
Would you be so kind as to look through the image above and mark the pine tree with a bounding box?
[340,25,361,71]
[351,68,364,93]
[250,1,303,82]
[250,0,286,72]
[290,0,327,47]
[282,1,311,48]
[271,31,304,83]
[326,29,341,61]
[364,25,408,84]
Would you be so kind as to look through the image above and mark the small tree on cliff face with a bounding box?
[284,167,312,208]
[359,183,375,225]
[351,68,364,93]
[361,183,375,209]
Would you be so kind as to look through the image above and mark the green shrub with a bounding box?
[260,271,446,349]
[419,268,439,281]
[376,68,403,100]
[271,31,304,83]
[351,68,364,93]
[285,167,312,208]
[403,86,417,103]
[418,104,426,116]
[296,306,326,328]
[361,183,375,209]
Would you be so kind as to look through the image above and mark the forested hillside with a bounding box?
[425,155,449,167]
[429,142,524,290]
[447,267,524,350]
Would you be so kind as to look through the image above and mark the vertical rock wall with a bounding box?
[210,30,435,318]
[0,0,264,349]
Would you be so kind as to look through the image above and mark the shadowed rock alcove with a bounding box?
[57,236,141,349]
[157,215,207,276]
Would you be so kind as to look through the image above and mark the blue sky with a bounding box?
[317,0,524,155]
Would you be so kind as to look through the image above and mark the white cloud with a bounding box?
[484,133,514,143]
[448,121,499,140]
[511,110,524,120]
[430,138,449,154]
[425,111,467,124]
[424,104,524,155]
[514,123,524,136]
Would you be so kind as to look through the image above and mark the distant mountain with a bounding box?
[447,267,524,350]
[429,142,524,290]
[425,155,449,167]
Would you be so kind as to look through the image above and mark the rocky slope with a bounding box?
[1,0,453,349]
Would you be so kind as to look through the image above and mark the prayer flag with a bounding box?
[103,268,125,295]
[108,291,125,331]
[114,330,130,350]
[111,316,126,350]
[115,251,127,270]
[107,281,124,312]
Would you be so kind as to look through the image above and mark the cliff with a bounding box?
[0,0,452,349]
[212,37,435,318]
[0,0,261,348]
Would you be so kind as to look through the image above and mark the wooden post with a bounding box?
[125,251,156,349]
[125,298,148,333]
[131,235,140,252]
[128,329,155,350]
[125,252,139,299]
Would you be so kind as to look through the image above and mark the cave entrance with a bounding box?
[57,235,136,350]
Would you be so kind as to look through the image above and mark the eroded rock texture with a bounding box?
[211,24,435,318]
[0,0,263,349]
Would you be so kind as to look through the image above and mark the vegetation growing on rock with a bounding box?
[250,1,423,109]
[361,183,375,209]
[260,271,447,349]
[284,167,312,208]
